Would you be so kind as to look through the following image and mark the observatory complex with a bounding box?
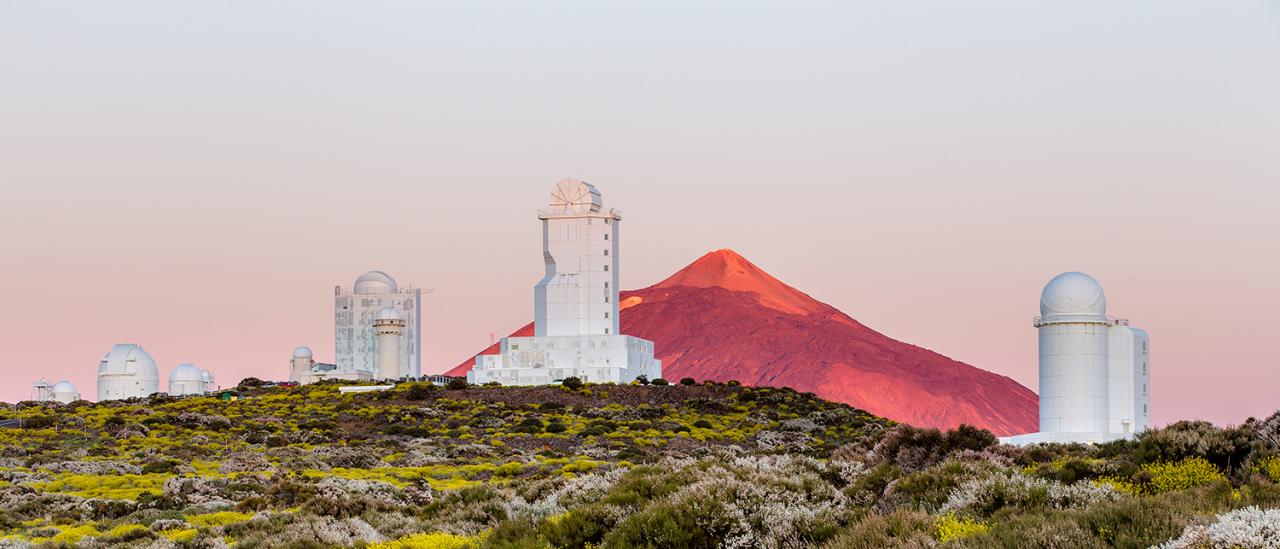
[331,271,423,381]
[32,380,80,404]
[468,179,662,386]
[1004,272,1150,446]
[169,364,217,396]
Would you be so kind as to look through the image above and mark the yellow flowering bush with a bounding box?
[934,514,989,542]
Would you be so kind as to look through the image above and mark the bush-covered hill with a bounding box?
[1,381,1278,548]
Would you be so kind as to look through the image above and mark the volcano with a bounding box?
[446,249,1038,436]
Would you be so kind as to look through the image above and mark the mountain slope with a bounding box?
[447,249,1038,435]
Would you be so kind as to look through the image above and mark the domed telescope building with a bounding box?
[32,380,80,404]
[468,179,662,386]
[169,363,210,396]
[333,270,423,381]
[1004,272,1150,445]
[97,344,160,401]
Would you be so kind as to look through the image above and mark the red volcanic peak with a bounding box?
[447,249,1038,436]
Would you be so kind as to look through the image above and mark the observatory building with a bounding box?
[169,364,215,396]
[289,345,373,385]
[32,380,80,404]
[468,179,662,386]
[1004,272,1150,446]
[97,344,160,401]
[334,271,423,380]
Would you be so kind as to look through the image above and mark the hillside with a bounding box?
[2,385,1278,548]
[448,249,1039,436]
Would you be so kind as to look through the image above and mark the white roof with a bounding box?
[200,369,214,382]
[1040,272,1107,317]
[375,307,403,321]
[52,381,78,394]
[98,344,159,378]
[169,363,205,382]
[354,271,397,295]
[293,346,313,358]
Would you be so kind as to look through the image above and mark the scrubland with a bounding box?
[1,379,1277,548]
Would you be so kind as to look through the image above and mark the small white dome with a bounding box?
[375,307,403,321]
[354,271,398,295]
[293,346,313,358]
[52,381,77,394]
[1040,272,1107,317]
[98,344,159,378]
[169,363,206,383]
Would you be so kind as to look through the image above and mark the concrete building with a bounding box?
[169,364,209,396]
[32,380,79,404]
[469,179,662,386]
[1004,272,1150,445]
[290,345,374,385]
[335,271,423,379]
[374,307,406,381]
[97,344,160,401]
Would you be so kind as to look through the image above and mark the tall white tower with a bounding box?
[97,344,160,401]
[373,307,405,381]
[1005,272,1150,445]
[469,179,661,386]
[1037,272,1111,434]
[535,179,621,337]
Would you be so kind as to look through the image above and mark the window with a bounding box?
[604,249,609,256]
[604,265,609,271]
[604,282,609,289]
[1144,404,1148,415]
[605,328,610,335]
[1143,383,1147,395]
[605,312,609,319]
[604,234,609,240]
[1143,362,1147,375]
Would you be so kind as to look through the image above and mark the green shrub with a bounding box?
[538,505,612,548]
[446,379,470,390]
[821,511,933,549]
[679,378,697,386]
[651,378,669,386]
[545,422,567,434]
[560,377,584,391]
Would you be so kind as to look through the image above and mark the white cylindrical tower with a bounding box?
[169,364,207,396]
[1037,272,1110,434]
[97,344,161,401]
[200,369,216,392]
[51,381,79,404]
[291,346,315,383]
[373,308,405,381]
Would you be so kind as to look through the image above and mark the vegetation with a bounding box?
[0,381,1277,548]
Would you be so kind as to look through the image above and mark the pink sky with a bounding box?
[1,2,1277,426]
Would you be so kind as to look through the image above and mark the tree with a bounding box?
[561,377,584,391]
[446,378,469,390]
[679,377,697,386]
[651,378,670,386]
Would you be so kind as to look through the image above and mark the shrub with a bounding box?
[1144,457,1227,495]
[513,418,545,434]
[404,383,434,401]
[821,510,933,549]
[560,377,584,391]
[539,505,613,548]
[1256,456,1280,483]
[633,375,650,385]
[1156,506,1280,549]
[934,514,989,542]
[371,532,481,549]
[679,378,697,386]
[446,379,470,390]
[545,422,568,434]
[651,378,669,386]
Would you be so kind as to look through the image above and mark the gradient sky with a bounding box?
[2,1,1277,427]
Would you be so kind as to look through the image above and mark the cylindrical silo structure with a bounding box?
[1037,272,1110,434]
[373,307,405,381]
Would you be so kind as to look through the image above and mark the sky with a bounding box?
[1,1,1277,427]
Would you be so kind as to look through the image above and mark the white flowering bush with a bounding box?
[1157,506,1280,549]
[939,470,1118,517]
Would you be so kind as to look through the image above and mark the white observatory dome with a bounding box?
[97,344,161,401]
[201,369,213,383]
[169,364,205,383]
[375,307,403,321]
[1040,272,1107,317]
[354,271,398,295]
[51,381,80,403]
[169,363,208,396]
[549,179,604,214]
[293,346,313,359]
